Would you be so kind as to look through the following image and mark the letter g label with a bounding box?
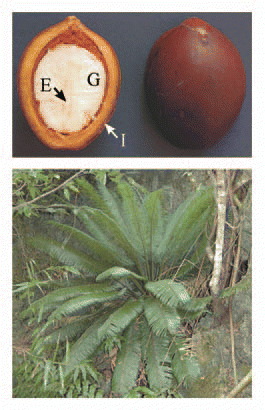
[88,73,100,86]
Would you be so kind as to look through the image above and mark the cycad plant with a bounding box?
[22,177,215,396]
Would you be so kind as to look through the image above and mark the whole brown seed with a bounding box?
[145,17,246,149]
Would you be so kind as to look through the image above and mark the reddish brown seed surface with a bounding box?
[145,17,246,148]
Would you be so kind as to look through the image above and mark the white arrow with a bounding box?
[105,124,119,139]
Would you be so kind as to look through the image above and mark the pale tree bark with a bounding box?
[226,370,252,398]
[209,170,227,297]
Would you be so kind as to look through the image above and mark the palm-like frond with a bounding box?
[43,316,92,344]
[73,206,135,269]
[23,282,116,313]
[47,290,124,322]
[46,221,132,268]
[111,320,141,394]
[28,236,108,275]
[145,332,173,390]
[167,207,213,265]
[21,282,119,322]
[176,296,211,320]
[115,181,147,250]
[171,345,200,387]
[138,316,151,362]
[144,296,181,336]
[96,266,147,283]
[97,183,128,229]
[145,280,190,307]
[97,299,143,339]
[78,208,146,275]
[156,186,214,268]
[63,315,108,375]
[111,182,162,280]
[76,178,111,215]
[144,190,166,257]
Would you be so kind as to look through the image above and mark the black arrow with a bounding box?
[54,87,66,102]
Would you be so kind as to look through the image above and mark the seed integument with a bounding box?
[34,44,106,133]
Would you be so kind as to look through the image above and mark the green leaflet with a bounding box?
[145,332,173,391]
[171,346,200,387]
[220,274,251,299]
[74,207,135,269]
[97,183,128,229]
[63,315,107,375]
[43,317,92,344]
[156,186,214,261]
[165,206,214,265]
[145,280,191,307]
[144,296,181,336]
[46,221,132,268]
[96,266,147,283]
[31,282,115,308]
[29,182,214,284]
[46,290,124,323]
[126,386,157,398]
[143,189,165,254]
[112,320,141,394]
[138,316,151,362]
[115,181,146,250]
[97,298,143,339]
[28,237,108,275]
[21,282,116,319]
[176,296,212,320]
[76,178,111,216]
[111,182,157,279]
[81,208,145,274]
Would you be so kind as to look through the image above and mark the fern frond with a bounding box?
[74,207,135,268]
[76,178,110,215]
[126,386,157,398]
[80,208,145,274]
[220,274,251,299]
[28,282,115,310]
[111,320,141,394]
[20,282,117,321]
[143,189,165,250]
[145,280,190,307]
[46,221,131,268]
[28,236,108,275]
[166,206,214,265]
[115,181,146,250]
[98,298,143,339]
[138,316,151,362]
[97,183,127,228]
[96,266,147,283]
[114,181,161,280]
[157,186,214,264]
[64,315,108,375]
[171,345,200,387]
[43,316,92,344]
[47,290,124,322]
[176,296,211,320]
[144,296,181,336]
[145,332,173,390]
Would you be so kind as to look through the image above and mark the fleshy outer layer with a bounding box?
[145,17,246,149]
[17,16,121,150]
